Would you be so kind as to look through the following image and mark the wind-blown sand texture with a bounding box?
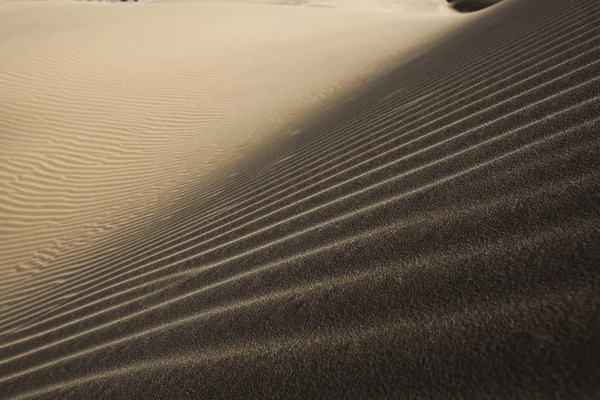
[0,0,599,398]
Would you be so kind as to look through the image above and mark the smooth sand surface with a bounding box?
[0,0,599,398]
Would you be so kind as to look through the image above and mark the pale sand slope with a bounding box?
[154,0,454,13]
[0,1,461,282]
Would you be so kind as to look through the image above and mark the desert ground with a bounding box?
[0,0,599,398]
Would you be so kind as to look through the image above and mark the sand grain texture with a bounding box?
[0,0,599,398]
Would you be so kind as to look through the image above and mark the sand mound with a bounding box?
[0,0,599,398]
[0,1,460,278]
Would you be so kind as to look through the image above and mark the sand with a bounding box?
[0,0,460,276]
[0,0,599,398]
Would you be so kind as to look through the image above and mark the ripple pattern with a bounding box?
[1,0,599,398]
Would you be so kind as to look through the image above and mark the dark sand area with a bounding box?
[0,0,599,398]
[448,0,503,12]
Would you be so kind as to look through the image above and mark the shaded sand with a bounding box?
[449,0,503,12]
[1,0,599,398]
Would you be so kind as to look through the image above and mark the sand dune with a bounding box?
[0,1,460,278]
[0,0,599,398]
